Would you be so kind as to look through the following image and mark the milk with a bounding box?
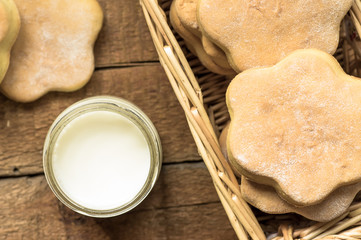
[52,110,151,211]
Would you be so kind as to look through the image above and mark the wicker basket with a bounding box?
[140,0,361,239]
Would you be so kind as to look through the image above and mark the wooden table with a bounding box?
[0,1,237,239]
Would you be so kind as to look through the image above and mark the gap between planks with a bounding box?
[95,60,161,70]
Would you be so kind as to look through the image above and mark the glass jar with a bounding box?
[43,96,162,217]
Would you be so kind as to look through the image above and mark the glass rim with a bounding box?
[43,96,162,218]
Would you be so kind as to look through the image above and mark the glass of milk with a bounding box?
[43,96,162,217]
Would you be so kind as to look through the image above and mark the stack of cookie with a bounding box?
[172,0,361,222]
[171,0,352,74]
[226,49,361,222]
[0,0,103,102]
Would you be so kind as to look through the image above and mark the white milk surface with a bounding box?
[52,110,151,210]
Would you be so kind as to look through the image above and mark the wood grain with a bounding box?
[94,0,158,66]
[139,162,220,210]
[0,65,200,177]
[0,163,236,239]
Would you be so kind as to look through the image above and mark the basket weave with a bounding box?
[140,0,361,239]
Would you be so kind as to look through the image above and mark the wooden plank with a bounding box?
[0,64,200,177]
[95,203,237,240]
[94,0,159,67]
[139,162,220,210]
[0,163,236,239]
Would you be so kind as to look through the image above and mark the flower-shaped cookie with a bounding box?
[0,0,103,102]
[227,49,361,206]
[0,0,20,83]
[198,0,353,72]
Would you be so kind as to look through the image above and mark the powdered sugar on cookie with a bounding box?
[198,0,352,72]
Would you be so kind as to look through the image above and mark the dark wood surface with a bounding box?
[0,0,237,239]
